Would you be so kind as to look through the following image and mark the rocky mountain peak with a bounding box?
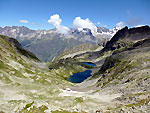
[102,25,150,51]
[109,26,128,42]
[129,25,150,34]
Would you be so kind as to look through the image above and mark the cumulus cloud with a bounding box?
[116,21,125,29]
[73,17,97,35]
[19,20,29,23]
[56,25,70,34]
[97,21,101,25]
[48,14,61,27]
[48,14,70,34]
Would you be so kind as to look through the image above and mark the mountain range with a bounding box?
[0,26,117,61]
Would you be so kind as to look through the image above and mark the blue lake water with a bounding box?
[82,62,96,66]
[68,70,92,83]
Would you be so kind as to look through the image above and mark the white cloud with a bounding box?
[116,21,125,29]
[19,20,29,23]
[73,17,97,35]
[48,14,61,27]
[48,14,70,34]
[97,21,101,25]
[56,25,70,34]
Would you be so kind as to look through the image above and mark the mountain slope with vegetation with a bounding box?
[0,25,150,113]
[0,34,88,113]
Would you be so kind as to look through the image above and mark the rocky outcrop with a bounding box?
[102,25,150,51]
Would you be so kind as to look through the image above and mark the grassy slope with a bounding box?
[0,35,87,113]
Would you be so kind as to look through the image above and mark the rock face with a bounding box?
[103,25,150,51]
[97,27,113,33]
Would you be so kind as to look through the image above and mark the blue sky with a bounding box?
[0,0,149,30]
